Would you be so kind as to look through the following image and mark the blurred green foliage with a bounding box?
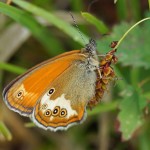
[0,0,150,150]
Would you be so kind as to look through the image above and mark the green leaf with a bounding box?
[81,12,109,34]
[12,0,89,45]
[0,2,65,55]
[118,86,147,140]
[98,20,150,69]
[0,62,26,74]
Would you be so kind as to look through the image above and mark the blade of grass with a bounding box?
[81,12,109,34]
[0,62,26,74]
[32,0,53,10]
[116,0,127,20]
[0,2,65,56]
[12,0,89,45]
[0,121,12,141]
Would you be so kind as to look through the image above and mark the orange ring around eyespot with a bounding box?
[52,106,60,116]
[60,108,67,117]
[47,88,55,96]
[44,109,52,117]
[16,90,24,99]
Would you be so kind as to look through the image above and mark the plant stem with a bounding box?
[114,17,150,49]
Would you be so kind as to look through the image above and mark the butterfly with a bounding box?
[2,39,117,131]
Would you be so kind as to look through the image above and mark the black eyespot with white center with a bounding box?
[52,106,60,116]
[47,88,55,96]
[60,108,67,117]
[16,90,24,99]
[45,109,52,117]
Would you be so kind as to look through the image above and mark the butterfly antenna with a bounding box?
[69,12,86,45]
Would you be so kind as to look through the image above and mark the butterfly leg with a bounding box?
[97,67,102,79]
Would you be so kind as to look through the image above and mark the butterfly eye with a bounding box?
[45,109,52,117]
[60,108,67,117]
[47,88,55,96]
[52,106,60,116]
[16,90,24,99]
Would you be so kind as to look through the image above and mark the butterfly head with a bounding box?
[83,39,97,56]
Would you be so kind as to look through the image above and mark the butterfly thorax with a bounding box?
[82,38,98,57]
[80,39,99,72]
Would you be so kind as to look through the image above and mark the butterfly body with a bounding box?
[3,39,117,131]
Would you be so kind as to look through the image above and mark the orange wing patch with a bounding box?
[6,83,38,115]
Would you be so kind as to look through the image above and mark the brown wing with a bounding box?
[3,50,81,116]
[31,58,97,131]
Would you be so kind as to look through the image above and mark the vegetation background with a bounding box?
[0,0,150,150]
